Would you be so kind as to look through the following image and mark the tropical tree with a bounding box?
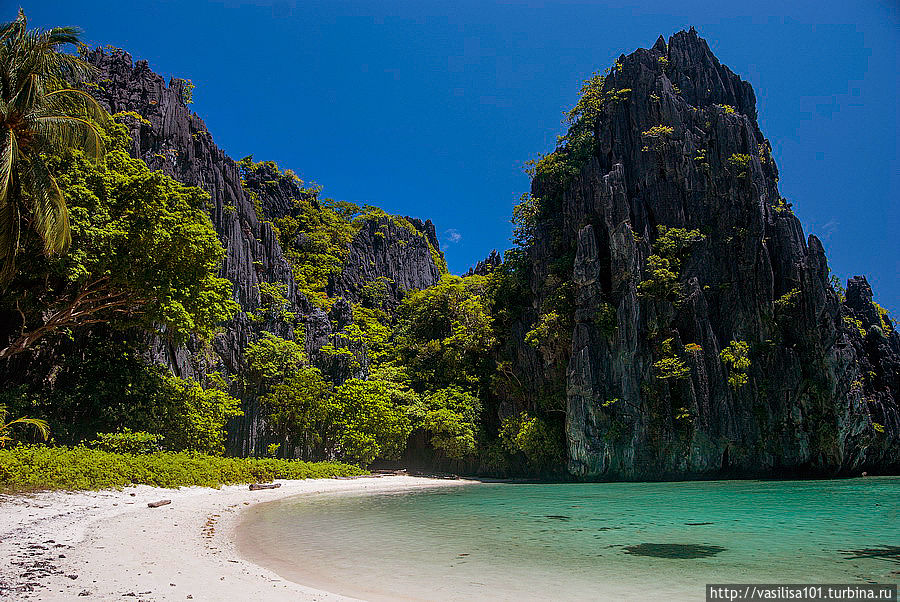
[0,9,105,282]
[0,403,49,446]
[0,119,238,360]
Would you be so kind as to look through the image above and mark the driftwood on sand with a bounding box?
[147,500,171,508]
[249,483,282,491]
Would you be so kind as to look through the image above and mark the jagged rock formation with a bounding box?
[514,29,899,479]
[82,48,445,454]
[465,250,503,276]
[331,215,444,308]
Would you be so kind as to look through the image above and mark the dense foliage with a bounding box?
[0,118,238,360]
[1,336,242,454]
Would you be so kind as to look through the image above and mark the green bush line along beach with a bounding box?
[0,445,365,493]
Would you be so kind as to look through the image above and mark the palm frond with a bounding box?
[0,9,101,279]
[0,126,16,204]
[0,9,26,44]
[43,87,108,125]
[32,115,104,160]
[0,196,21,284]
[18,154,69,254]
[0,416,50,446]
[17,29,95,85]
[7,71,36,114]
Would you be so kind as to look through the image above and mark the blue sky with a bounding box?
[26,1,898,311]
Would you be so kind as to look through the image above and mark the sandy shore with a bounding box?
[0,476,475,600]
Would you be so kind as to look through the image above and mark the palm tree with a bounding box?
[0,403,49,446]
[0,9,106,283]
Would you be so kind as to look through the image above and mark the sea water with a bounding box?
[237,478,899,601]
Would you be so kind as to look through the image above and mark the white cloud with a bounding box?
[819,219,839,242]
[445,229,462,244]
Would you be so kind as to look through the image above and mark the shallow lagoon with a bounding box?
[238,478,899,601]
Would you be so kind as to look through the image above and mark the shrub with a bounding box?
[418,387,481,459]
[594,302,618,336]
[773,197,793,214]
[774,288,801,312]
[88,430,162,455]
[155,374,243,455]
[874,302,894,334]
[638,255,680,300]
[525,311,563,349]
[0,446,365,493]
[499,412,565,471]
[642,125,675,138]
[653,338,690,380]
[654,356,691,380]
[638,226,705,302]
[727,153,752,177]
[260,366,333,459]
[843,315,867,338]
[332,379,412,465]
[720,340,750,389]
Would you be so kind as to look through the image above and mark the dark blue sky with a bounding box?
[26,1,898,311]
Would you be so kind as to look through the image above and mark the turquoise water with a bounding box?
[237,478,900,601]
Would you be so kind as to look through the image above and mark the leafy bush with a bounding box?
[774,288,801,312]
[719,340,751,389]
[88,429,161,454]
[874,302,894,334]
[843,315,867,338]
[653,356,691,380]
[394,274,497,393]
[638,255,681,300]
[415,387,481,459]
[642,125,674,138]
[511,193,539,248]
[0,337,241,454]
[594,302,618,337]
[332,379,412,465]
[254,282,296,323]
[260,365,332,459]
[0,445,365,493]
[499,412,565,471]
[360,277,391,308]
[653,337,691,380]
[638,226,705,302]
[525,311,563,349]
[154,374,243,455]
[727,153,752,176]
[244,331,307,392]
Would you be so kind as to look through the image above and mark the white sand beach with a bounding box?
[0,476,474,601]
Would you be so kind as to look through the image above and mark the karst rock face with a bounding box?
[83,48,444,454]
[518,29,898,479]
[331,215,444,308]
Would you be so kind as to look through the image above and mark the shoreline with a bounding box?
[0,476,475,600]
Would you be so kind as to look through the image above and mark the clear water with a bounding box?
[237,478,900,601]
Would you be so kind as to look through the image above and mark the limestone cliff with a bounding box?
[82,48,445,454]
[512,29,899,478]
